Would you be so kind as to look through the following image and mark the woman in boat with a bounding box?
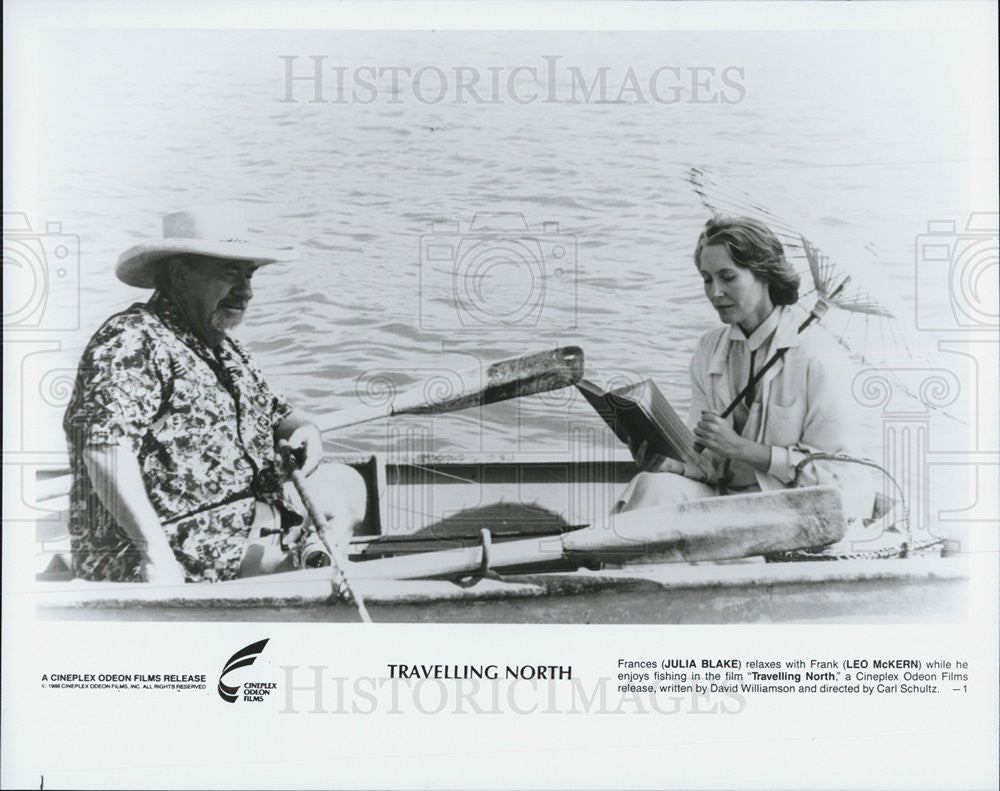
[617,216,874,520]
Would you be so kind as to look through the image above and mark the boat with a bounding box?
[30,452,967,624]
[26,180,970,624]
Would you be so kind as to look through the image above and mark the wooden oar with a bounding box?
[341,485,846,580]
[317,346,585,432]
[34,486,846,594]
[34,346,586,503]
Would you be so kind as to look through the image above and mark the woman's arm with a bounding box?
[764,348,862,486]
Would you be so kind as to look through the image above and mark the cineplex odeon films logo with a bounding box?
[218,639,276,703]
[216,647,747,715]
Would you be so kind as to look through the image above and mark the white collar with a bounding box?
[727,306,782,352]
[709,305,803,375]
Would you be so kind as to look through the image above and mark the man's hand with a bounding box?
[140,555,186,587]
[275,411,323,476]
[283,423,322,476]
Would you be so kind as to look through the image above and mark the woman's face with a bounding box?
[698,243,774,333]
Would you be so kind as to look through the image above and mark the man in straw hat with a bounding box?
[63,206,366,585]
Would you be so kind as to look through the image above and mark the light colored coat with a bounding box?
[689,305,875,518]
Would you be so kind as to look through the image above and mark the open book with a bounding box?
[576,378,700,466]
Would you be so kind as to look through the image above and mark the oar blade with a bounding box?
[484,344,585,402]
[399,345,585,415]
[563,485,846,564]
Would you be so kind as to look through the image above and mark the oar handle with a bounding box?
[317,403,392,433]
[277,440,372,623]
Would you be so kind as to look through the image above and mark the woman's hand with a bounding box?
[694,411,747,459]
[695,411,772,472]
[628,438,712,481]
[629,438,684,474]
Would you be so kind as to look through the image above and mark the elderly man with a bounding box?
[63,207,366,585]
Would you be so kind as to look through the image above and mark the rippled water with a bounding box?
[27,29,976,458]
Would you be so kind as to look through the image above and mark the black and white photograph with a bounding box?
[3,1,998,789]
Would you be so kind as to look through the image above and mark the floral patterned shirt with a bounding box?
[63,291,295,582]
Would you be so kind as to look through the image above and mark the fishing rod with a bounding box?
[36,347,587,505]
[277,439,372,623]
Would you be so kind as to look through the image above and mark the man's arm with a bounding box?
[82,445,185,585]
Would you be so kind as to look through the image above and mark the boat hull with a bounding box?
[32,454,963,623]
[32,556,967,624]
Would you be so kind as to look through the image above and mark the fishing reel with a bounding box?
[299,537,332,569]
[257,522,331,569]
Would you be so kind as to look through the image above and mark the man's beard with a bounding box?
[210,306,246,333]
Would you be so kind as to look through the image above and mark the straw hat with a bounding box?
[116,206,297,287]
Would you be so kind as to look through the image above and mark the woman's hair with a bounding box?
[694,216,800,305]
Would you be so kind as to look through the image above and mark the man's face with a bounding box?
[170,256,256,343]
